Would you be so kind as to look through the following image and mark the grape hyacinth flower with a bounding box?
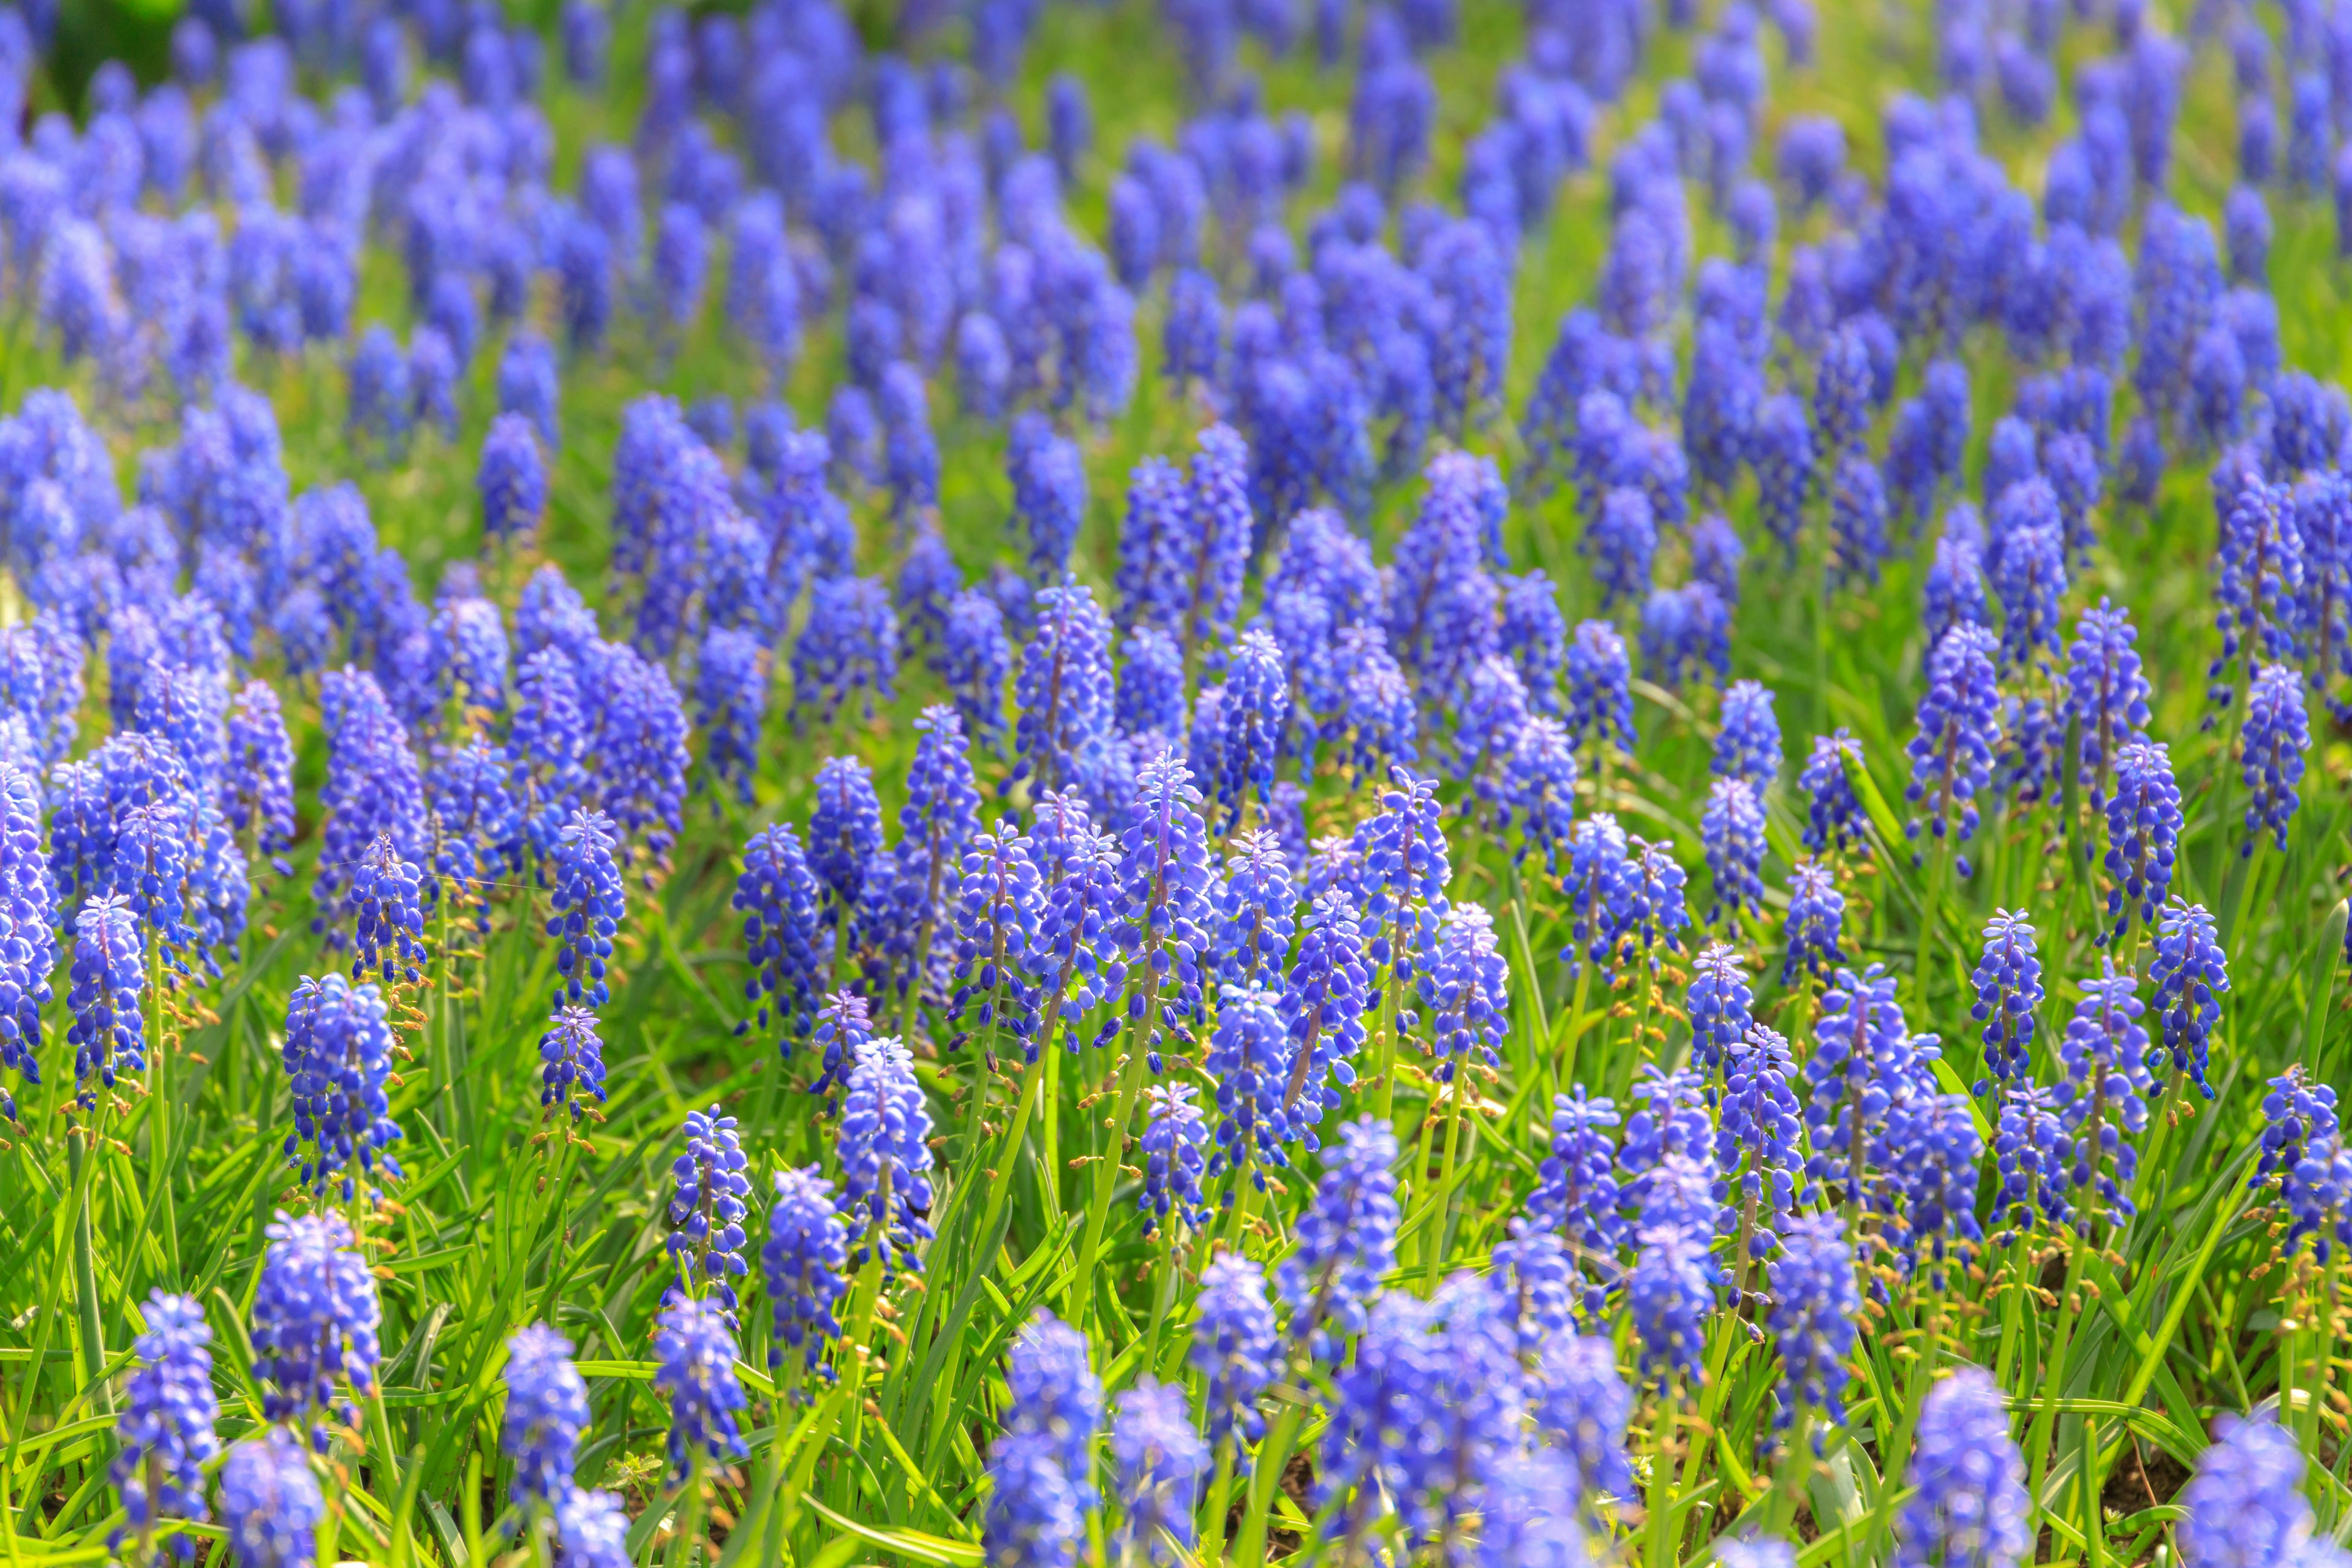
[1193,1251,1279,1445]
[1006,1310,1103,1502]
[1781,860,1845,986]
[0,761,56,1120]
[547,809,625,1009]
[983,1431,1084,1568]
[653,1297,748,1480]
[1765,1212,1858,1430]
[502,1324,590,1512]
[2057,961,2154,1230]
[1893,1367,2030,1568]
[2060,600,2152,810]
[1110,1379,1207,1567]
[1904,625,2003,876]
[1277,1117,1400,1361]
[835,1036,935,1270]
[667,1106,752,1311]
[2102,738,2182,944]
[1564,619,1637,762]
[1703,778,1767,924]
[538,1006,608,1123]
[1686,943,1754,1077]
[734,824,826,1057]
[480,414,548,548]
[110,1290,221,1556]
[218,1433,325,1568]
[1139,1084,1211,1237]
[251,1210,382,1437]
[349,834,427,986]
[281,973,404,1199]
[1970,911,2044,1095]
[1714,679,1780,796]
[762,1166,848,1379]
[67,892,145,1106]
[2239,663,2309,854]
[2150,899,2229,1099]
[1799,729,1869,859]
[1629,1221,1713,1382]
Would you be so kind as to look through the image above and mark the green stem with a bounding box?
[1646,1373,1679,1568]
[1199,1438,1238,1566]
[1071,995,1156,1333]
[2026,1224,2093,1523]
[1231,1401,1306,1566]
[1423,1075,1468,1290]
[66,1118,111,1414]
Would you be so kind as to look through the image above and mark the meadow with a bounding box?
[0,0,2346,1563]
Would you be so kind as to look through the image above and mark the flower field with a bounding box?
[0,0,2348,1562]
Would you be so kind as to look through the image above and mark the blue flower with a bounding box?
[1629,1221,1713,1382]
[537,1006,608,1122]
[1994,1085,2071,1240]
[1277,1117,1398,1362]
[1686,942,1754,1077]
[2208,472,2305,709]
[1801,964,1934,1205]
[1011,412,1087,579]
[1904,625,2003,876]
[479,414,547,548]
[937,591,1011,745]
[1529,1086,1626,1315]
[654,1296,748,1480]
[1193,1252,1278,1446]
[0,762,54,1120]
[67,892,145,1106]
[835,1036,935,1271]
[1590,486,1656,611]
[110,1289,220,1554]
[982,1430,1083,1568]
[1713,680,1780,796]
[2150,899,2229,1098]
[1703,778,1767,924]
[791,576,898,728]
[1894,1367,2029,1568]
[2060,600,2152,810]
[1829,452,1890,592]
[2240,663,2310,854]
[349,834,427,987]
[1422,903,1510,1081]
[668,1106,752,1312]
[1217,627,1290,820]
[946,820,1046,1055]
[763,1166,849,1379]
[1563,619,1635,762]
[1752,393,1815,558]
[2056,961,2154,1231]
[502,1324,589,1510]
[251,1210,381,1438]
[546,810,624,1011]
[1792,729,1866,860]
[218,1431,324,1568]
[1139,1083,1211,1237]
[733,823,827,1057]
[281,972,404,1199]
[1012,579,1117,802]
[1110,1378,1207,1566]
[2102,738,2182,944]
[1007,1309,1102,1503]
[1526,1329,1635,1512]
[1781,860,1845,987]
[1970,911,2044,1096]
[1767,1212,1858,1429]
[1640,582,1731,692]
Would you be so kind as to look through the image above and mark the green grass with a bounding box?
[0,0,2348,1564]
